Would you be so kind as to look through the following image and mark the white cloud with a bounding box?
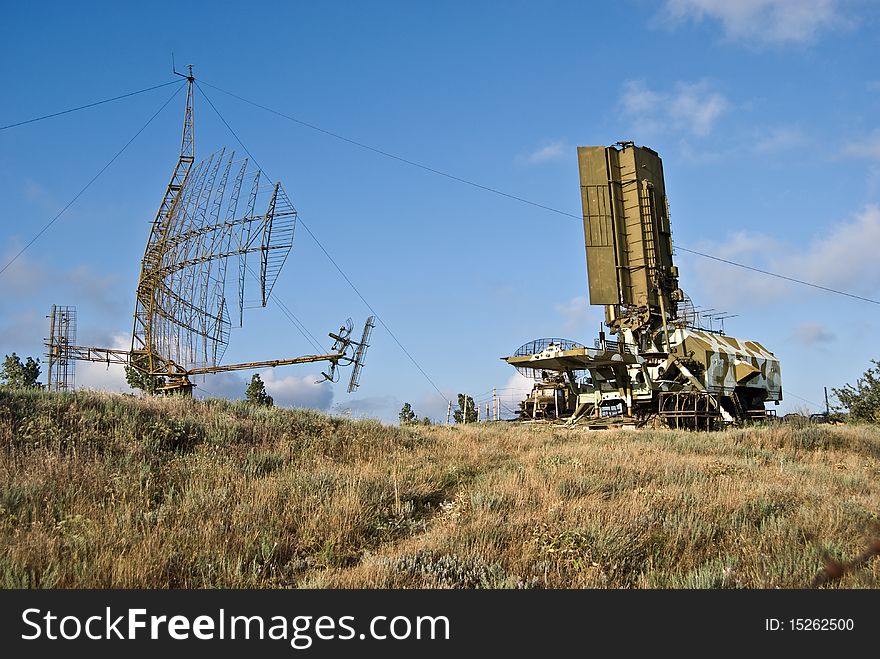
[76,333,133,393]
[753,126,808,153]
[0,310,45,351]
[787,205,880,291]
[258,369,334,410]
[412,391,456,424]
[660,0,848,45]
[516,139,568,165]
[333,395,402,422]
[620,80,729,138]
[686,247,787,308]
[76,361,131,392]
[554,296,594,333]
[195,369,335,410]
[668,82,729,137]
[67,266,126,313]
[496,371,536,419]
[0,244,47,299]
[193,371,247,400]
[791,322,836,346]
[1,240,126,312]
[74,356,335,405]
[841,131,880,160]
[684,205,880,307]
[677,141,725,165]
[22,178,59,214]
[620,81,662,116]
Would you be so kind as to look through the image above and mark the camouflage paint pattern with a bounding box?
[670,328,782,400]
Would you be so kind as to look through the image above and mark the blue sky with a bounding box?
[2,0,879,422]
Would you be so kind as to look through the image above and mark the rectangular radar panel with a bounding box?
[577,143,678,311]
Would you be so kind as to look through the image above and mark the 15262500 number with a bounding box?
[790,619,854,631]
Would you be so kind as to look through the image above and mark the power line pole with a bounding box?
[446,400,452,425]
[492,387,497,421]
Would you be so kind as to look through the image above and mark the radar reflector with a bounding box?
[513,338,584,381]
[42,68,372,397]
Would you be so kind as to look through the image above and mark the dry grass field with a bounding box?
[1,389,878,588]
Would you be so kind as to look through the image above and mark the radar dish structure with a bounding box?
[44,67,375,397]
[131,147,296,381]
[513,338,584,381]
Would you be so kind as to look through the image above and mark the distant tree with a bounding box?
[399,402,417,426]
[246,374,274,407]
[420,416,432,426]
[832,359,880,422]
[124,365,165,395]
[0,353,41,390]
[453,393,477,424]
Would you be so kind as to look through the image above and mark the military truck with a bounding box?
[503,141,782,429]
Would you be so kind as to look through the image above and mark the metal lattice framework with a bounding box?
[132,148,296,373]
[130,70,296,391]
[45,305,77,391]
[44,67,375,397]
[347,315,375,392]
[513,338,584,381]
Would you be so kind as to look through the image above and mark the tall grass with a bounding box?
[1,389,877,588]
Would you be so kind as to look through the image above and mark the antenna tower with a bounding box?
[45,305,77,391]
[348,315,375,393]
[46,65,374,396]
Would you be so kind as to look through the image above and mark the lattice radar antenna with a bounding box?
[45,67,374,396]
[512,338,585,381]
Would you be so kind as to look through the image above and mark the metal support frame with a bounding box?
[657,391,722,431]
[47,66,372,397]
[45,305,77,392]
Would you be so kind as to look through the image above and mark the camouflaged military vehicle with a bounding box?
[503,141,782,429]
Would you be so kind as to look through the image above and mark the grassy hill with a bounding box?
[1,389,878,588]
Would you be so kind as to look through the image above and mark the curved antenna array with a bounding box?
[674,293,697,329]
[513,338,584,381]
[128,71,302,391]
[46,68,374,398]
[133,149,296,375]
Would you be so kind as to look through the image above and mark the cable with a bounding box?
[199,80,572,220]
[197,83,264,169]
[198,83,331,356]
[198,82,450,403]
[784,391,822,409]
[243,262,325,354]
[0,79,183,131]
[674,247,880,306]
[270,293,326,354]
[0,84,185,278]
[201,78,880,307]
[297,218,451,403]
[196,384,217,398]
